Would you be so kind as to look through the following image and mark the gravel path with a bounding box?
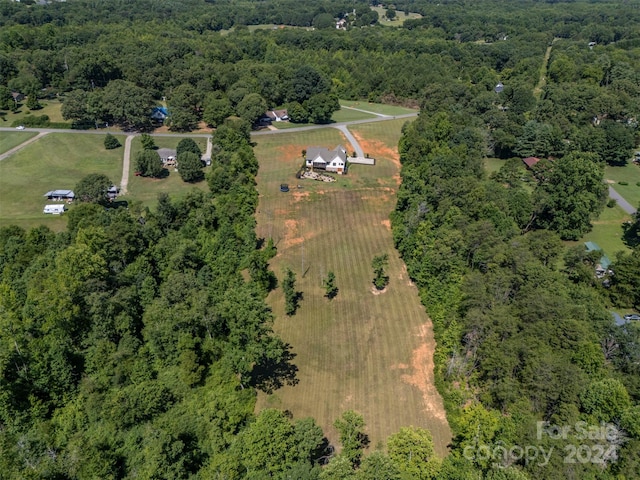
[120,135,134,195]
[334,124,364,158]
[0,132,49,162]
[609,186,637,215]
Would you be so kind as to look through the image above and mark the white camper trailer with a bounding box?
[43,204,65,215]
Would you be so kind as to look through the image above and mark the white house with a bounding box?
[265,109,289,122]
[43,204,65,215]
[306,145,348,174]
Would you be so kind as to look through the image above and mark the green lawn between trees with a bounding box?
[0,133,124,231]
[253,119,452,456]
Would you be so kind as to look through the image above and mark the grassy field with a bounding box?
[371,6,422,27]
[605,163,640,210]
[270,105,379,130]
[121,136,209,208]
[253,119,451,456]
[483,157,507,175]
[0,99,67,126]
[572,204,633,257]
[0,131,38,154]
[340,100,418,116]
[0,133,124,231]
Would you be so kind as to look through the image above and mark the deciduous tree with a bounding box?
[177,151,203,183]
[75,173,113,205]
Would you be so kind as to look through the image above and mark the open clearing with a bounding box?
[120,136,209,207]
[0,131,39,154]
[253,120,451,456]
[1,99,67,126]
[606,163,640,210]
[340,100,418,116]
[0,133,124,231]
[371,6,422,27]
[573,204,632,257]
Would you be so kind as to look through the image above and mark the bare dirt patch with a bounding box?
[292,191,310,202]
[401,324,447,421]
[283,219,304,248]
[371,285,388,295]
[352,132,402,184]
[381,219,391,230]
[390,363,409,370]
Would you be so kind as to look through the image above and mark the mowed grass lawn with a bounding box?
[573,205,633,257]
[606,163,640,210]
[340,100,418,116]
[0,131,38,154]
[254,120,451,456]
[0,99,67,126]
[371,6,422,27]
[0,133,124,231]
[122,135,210,208]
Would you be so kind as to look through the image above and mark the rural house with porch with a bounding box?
[306,145,348,174]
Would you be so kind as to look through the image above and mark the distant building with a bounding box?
[151,106,169,121]
[584,241,612,278]
[107,185,119,200]
[265,109,289,122]
[43,189,75,201]
[157,148,177,166]
[522,157,541,169]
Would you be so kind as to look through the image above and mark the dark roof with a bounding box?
[522,157,540,168]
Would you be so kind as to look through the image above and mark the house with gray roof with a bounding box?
[306,145,348,174]
[43,189,75,201]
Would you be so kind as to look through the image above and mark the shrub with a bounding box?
[619,181,629,186]
[104,133,121,150]
[607,199,617,208]
[12,115,50,127]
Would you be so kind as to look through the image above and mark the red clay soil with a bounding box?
[400,324,448,422]
[351,132,402,184]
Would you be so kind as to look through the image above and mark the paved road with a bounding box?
[0,132,49,162]
[609,186,637,215]
[120,135,134,195]
[252,112,418,136]
[0,112,418,140]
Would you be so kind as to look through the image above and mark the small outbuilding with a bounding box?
[107,185,119,200]
[44,190,75,201]
[522,157,541,169]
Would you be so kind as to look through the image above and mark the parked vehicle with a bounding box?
[624,314,640,321]
[280,184,289,192]
[16,125,25,130]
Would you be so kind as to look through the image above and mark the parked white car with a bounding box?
[15,125,25,130]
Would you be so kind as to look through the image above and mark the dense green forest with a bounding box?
[2,0,640,478]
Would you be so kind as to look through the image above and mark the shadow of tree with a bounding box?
[249,343,299,394]
[622,219,639,248]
